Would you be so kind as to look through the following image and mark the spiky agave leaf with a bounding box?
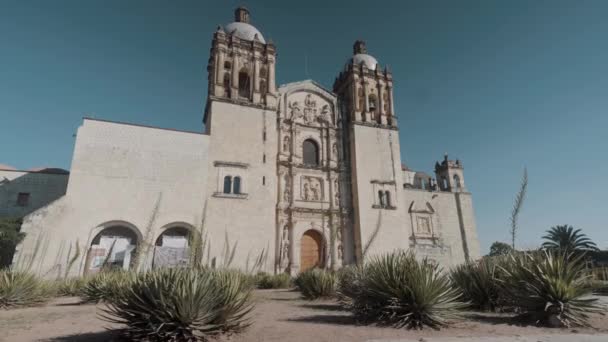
[294,268,337,300]
[0,270,54,309]
[81,270,133,303]
[101,268,253,341]
[498,250,605,327]
[343,251,465,330]
[255,272,292,289]
[450,256,507,311]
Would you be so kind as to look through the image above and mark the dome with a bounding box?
[351,53,378,70]
[224,22,266,43]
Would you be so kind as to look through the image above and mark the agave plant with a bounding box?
[56,277,87,297]
[294,268,337,300]
[102,268,253,341]
[450,257,507,311]
[81,270,133,303]
[498,250,605,327]
[255,272,292,289]
[343,251,465,330]
[541,225,598,252]
[0,270,54,309]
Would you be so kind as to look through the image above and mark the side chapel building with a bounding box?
[12,8,480,276]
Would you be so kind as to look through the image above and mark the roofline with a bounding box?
[83,117,208,136]
[0,168,70,175]
[278,79,336,97]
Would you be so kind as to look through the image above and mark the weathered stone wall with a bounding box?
[0,169,68,219]
[14,118,209,277]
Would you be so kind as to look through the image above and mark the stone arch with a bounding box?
[85,220,142,274]
[238,67,251,99]
[282,85,337,125]
[302,138,320,166]
[153,222,197,269]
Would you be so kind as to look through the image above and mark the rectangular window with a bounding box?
[263,154,266,163]
[263,176,266,185]
[17,192,30,207]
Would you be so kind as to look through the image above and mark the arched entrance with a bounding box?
[153,226,191,269]
[86,225,139,274]
[300,230,324,272]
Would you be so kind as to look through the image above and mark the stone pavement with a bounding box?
[368,334,608,342]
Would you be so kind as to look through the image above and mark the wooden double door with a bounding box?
[300,230,324,272]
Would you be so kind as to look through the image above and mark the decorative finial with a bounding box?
[234,6,250,23]
[353,40,367,55]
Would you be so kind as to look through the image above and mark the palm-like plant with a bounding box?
[450,257,507,311]
[342,251,465,330]
[0,271,54,309]
[102,268,253,341]
[294,268,337,300]
[542,225,598,252]
[498,250,605,327]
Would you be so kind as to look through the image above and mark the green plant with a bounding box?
[294,268,336,300]
[488,241,513,257]
[336,265,363,304]
[343,251,465,330]
[450,257,506,311]
[510,167,528,249]
[81,270,132,303]
[256,272,292,289]
[0,270,54,309]
[56,277,87,297]
[102,268,253,341]
[498,251,605,327]
[542,225,599,253]
[0,218,24,269]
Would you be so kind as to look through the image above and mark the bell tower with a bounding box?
[205,7,277,127]
[334,40,396,127]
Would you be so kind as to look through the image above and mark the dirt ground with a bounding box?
[0,290,606,342]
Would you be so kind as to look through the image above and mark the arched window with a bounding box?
[303,139,320,166]
[233,176,241,194]
[223,72,231,96]
[453,175,461,192]
[378,191,385,207]
[224,61,231,70]
[441,177,448,191]
[238,70,251,99]
[223,176,232,194]
[384,191,391,207]
[368,94,377,112]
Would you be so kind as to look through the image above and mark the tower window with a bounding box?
[224,61,231,70]
[262,176,266,185]
[453,175,461,192]
[16,192,30,207]
[238,70,251,99]
[233,176,242,194]
[378,191,385,207]
[223,73,231,96]
[223,176,232,194]
[385,191,391,207]
[303,139,320,166]
[368,94,377,112]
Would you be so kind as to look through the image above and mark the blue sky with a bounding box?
[1,0,606,252]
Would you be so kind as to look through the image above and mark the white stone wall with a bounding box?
[350,124,409,260]
[14,119,209,277]
[203,100,278,273]
[0,170,68,218]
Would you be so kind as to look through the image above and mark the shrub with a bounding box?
[102,268,253,341]
[450,257,506,311]
[342,251,465,330]
[56,277,87,297]
[294,268,336,300]
[0,270,54,309]
[256,272,292,289]
[81,270,132,303]
[336,265,363,304]
[498,251,606,327]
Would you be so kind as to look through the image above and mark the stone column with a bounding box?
[215,49,225,96]
[231,53,239,99]
[388,83,396,127]
[268,57,276,94]
[253,57,261,103]
[363,80,371,122]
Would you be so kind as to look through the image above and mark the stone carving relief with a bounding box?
[336,225,344,260]
[283,173,291,202]
[287,93,333,126]
[333,179,340,207]
[417,216,431,235]
[332,143,338,160]
[282,135,291,153]
[280,224,290,269]
[301,176,323,201]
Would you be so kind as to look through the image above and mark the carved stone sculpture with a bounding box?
[283,135,290,152]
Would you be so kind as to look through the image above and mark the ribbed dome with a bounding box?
[351,53,378,70]
[224,22,266,43]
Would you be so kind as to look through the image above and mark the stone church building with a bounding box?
[12,7,480,277]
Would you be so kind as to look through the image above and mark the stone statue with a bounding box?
[280,224,290,269]
[283,136,290,152]
[303,183,310,201]
[332,143,338,159]
[283,188,290,202]
[311,182,319,201]
[289,101,302,119]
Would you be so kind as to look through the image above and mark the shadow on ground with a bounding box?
[285,314,356,326]
[299,303,348,312]
[47,330,123,342]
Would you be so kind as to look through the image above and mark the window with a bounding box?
[378,191,385,207]
[223,176,232,194]
[303,139,320,166]
[441,177,448,191]
[16,192,30,207]
[263,154,266,163]
[223,73,231,96]
[224,61,231,70]
[238,70,251,98]
[233,177,241,194]
[262,176,266,185]
[384,191,391,207]
[368,94,377,112]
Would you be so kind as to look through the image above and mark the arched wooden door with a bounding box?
[300,230,323,272]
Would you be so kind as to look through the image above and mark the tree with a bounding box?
[488,241,513,256]
[510,168,528,249]
[0,218,24,268]
[541,225,598,252]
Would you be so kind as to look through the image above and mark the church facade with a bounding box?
[13,8,480,277]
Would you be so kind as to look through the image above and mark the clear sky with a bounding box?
[1,0,606,253]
